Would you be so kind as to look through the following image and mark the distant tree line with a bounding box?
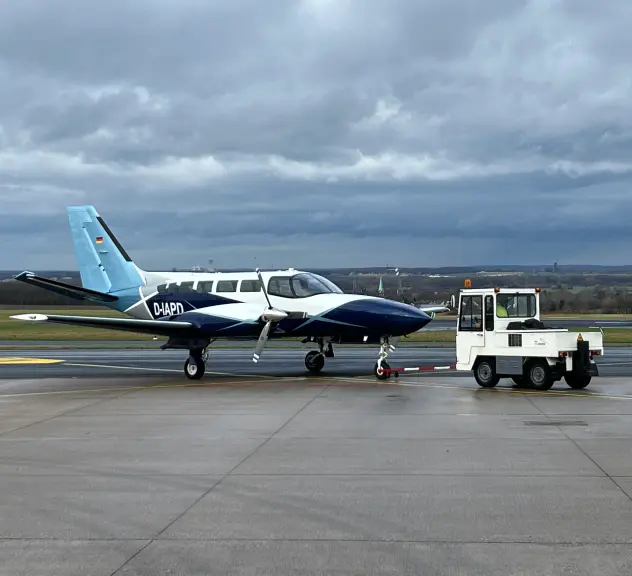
[4,271,632,314]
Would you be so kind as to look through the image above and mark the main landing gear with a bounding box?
[184,347,209,380]
[304,337,334,374]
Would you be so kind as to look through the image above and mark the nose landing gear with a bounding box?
[374,336,395,380]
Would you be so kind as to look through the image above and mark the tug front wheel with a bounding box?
[473,358,499,388]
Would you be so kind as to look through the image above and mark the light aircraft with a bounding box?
[11,206,449,380]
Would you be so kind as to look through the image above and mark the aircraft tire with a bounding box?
[305,350,325,373]
[374,361,390,380]
[184,356,205,380]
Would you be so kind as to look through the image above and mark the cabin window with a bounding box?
[196,281,214,294]
[157,284,168,293]
[240,279,261,292]
[216,280,238,292]
[458,295,483,332]
[179,282,194,292]
[496,293,536,318]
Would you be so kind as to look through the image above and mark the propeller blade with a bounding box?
[253,320,272,363]
[255,268,273,309]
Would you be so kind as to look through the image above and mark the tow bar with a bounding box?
[378,364,456,379]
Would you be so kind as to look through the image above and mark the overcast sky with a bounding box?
[1,0,631,271]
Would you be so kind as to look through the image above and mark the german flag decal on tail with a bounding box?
[96,236,103,243]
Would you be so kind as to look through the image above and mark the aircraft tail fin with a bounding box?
[67,205,145,294]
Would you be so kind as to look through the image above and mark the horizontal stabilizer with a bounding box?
[11,313,196,337]
[14,271,118,303]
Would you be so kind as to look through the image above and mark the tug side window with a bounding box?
[459,295,483,331]
[485,295,494,331]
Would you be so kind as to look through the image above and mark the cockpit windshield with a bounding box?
[267,273,343,298]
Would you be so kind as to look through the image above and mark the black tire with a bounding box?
[473,358,499,388]
[184,356,205,380]
[564,373,591,389]
[374,360,390,380]
[526,359,553,390]
[305,350,325,373]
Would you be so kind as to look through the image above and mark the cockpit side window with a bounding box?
[291,273,331,297]
[268,276,294,298]
[267,273,342,298]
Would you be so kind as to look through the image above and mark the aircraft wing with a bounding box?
[417,305,450,314]
[10,313,197,338]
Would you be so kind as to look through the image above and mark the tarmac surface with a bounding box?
[1,345,632,381]
[428,317,632,330]
[2,346,632,574]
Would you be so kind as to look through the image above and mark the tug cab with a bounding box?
[455,282,603,391]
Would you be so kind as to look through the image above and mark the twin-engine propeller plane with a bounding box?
[11,206,448,380]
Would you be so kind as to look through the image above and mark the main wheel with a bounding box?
[564,373,591,389]
[305,350,325,373]
[374,360,390,380]
[184,355,205,380]
[526,359,553,390]
[473,358,499,388]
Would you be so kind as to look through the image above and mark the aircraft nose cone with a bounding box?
[385,301,432,334]
[330,298,432,336]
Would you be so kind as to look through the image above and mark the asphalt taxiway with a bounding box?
[2,346,632,381]
[2,347,632,574]
[429,317,632,330]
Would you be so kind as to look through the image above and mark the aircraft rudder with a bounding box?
[66,205,145,294]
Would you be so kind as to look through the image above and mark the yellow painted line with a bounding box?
[0,357,65,365]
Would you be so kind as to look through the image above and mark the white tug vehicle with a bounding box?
[455,282,603,390]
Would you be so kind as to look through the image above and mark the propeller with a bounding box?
[252,268,291,363]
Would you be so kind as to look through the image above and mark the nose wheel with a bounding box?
[374,336,395,379]
[305,350,325,373]
[374,360,390,380]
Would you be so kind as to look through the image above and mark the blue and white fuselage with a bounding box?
[12,206,446,380]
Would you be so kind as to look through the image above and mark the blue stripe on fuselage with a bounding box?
[173,297,431,339]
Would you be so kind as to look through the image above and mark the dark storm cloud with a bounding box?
[1,0,632,269]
